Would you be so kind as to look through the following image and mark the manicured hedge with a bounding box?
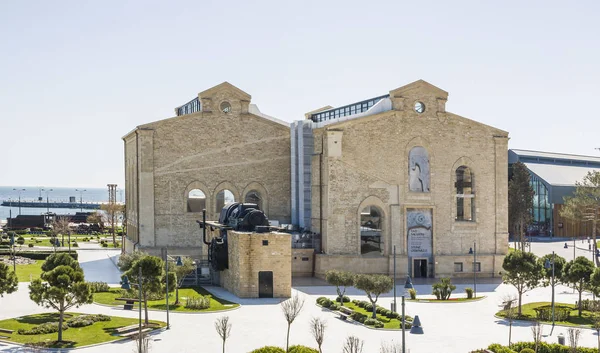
[488,342,599,353]
[0,250,78,260]
[289,345,319,353]
[249,347,285,353]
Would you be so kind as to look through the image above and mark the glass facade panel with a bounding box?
[529,174,552,235]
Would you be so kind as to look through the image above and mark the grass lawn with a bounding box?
[93,287,239,312]
[496,302,596,327]
[325,302,410,330]
[11,259,43,282]
[22,235,92,247]
[0,312,165,348]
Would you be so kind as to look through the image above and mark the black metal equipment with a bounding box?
[197,203,270,272]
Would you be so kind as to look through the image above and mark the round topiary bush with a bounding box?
[329,303,340,311]
[335,295,350,303]
[102,242,108,248]
[364,318,378,326]
[28,243,34,248]
[249,346,286,353]
[519,349,535,353]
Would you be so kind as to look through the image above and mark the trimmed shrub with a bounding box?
[329,303,340,311]
[0,250,78,260]
[316,296,327,305]
[533,305,570,322]
[67,314,111,328]
[350,312,367,323]
[288,345,319,353]
[1,234,7,239]
[364,303,373,311]
[465,287,474,299]
[519,349,535,353]
[376,306,385,314]
[386,311,399,319]
[249,347,286,353]
[373,321,384,328]
[335,295,350,303]
[72,241,79,248]
[408,288,417,299]
[363,318,379,326]
[185,295,211,309]
[88,281,110,293]
[356,301,367,308]
[28,243,34,247]
[102,242,108,247]
[351,299,360,305]
[18,322,69,335]
[14,230,28,235]
[16,236,25,245]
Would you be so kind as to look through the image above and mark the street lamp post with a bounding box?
[75,189,87,211]
[9,233,16,272]
[402,276,413,353]
[121,267,143,353]
[393,245,397,313]
[544,251,556,328]
[163,249,184,330]
[41,188,53,213]
[469,242,477,299]
[13,188,26,215]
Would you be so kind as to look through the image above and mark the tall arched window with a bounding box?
[187,189,206,212]
[216,189,235,212]
[360,206,383,255]
[409,147,430,192]
[244,190,263,210]
[455,166,475,221]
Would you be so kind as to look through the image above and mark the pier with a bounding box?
[1,201,102,210]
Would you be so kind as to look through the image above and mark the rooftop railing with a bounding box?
[310,94,389,123]
[176,97,201,116]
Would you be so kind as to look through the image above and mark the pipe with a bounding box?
[201,209,210,245]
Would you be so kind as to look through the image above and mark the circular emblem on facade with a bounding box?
[414,101,425,114]
[220,101,232,113]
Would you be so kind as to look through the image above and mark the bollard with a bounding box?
[558,333,565,345]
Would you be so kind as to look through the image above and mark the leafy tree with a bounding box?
[353,274,393,318]
[117,250,148,272]
[508,162,535,252]
[538,253,566,288]
[502,250,544,315]
[563,256,595,316]
[324,270,354,306]
[432,277,456,300]
[0,262,18,296]
[281,294,305,353]
[561,171,600,266]
[124,256,164,325]
[173,256,195,304]
[28,253,93,342]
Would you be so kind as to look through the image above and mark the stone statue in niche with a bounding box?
[408,146,430,192]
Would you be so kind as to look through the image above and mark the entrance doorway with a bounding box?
[413,259,428,278]
[258,271,273,298]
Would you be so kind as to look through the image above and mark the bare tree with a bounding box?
[309,317,326,353]
[342,336,364,353]
[215,316,232,353]
[51,216,71,248]
[101,203,124,246]
[567,328,581,353]
[380,340,401,353]
[281,294,305,352]
[500,295,517,346]
[133,333,151,353]
[530,321,543,353]
[592,305,600,353]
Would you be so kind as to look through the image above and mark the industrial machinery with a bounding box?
[197,203,270,271]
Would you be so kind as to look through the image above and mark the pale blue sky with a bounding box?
[1,0,598,188]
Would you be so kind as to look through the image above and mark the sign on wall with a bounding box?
[407,208,432,257]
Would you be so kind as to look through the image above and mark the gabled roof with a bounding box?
[389,79,449,98]
[198,81,251,101]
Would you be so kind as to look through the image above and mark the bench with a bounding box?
[120,328,152,338]
[0,328,13,339]
[115,298,143,310]
[338,307,354,321]
[114,324,141,334]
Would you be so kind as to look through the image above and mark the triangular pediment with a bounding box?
[198,82,251,101]
[389,79,448,99]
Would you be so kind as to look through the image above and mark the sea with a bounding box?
[0,186,124,222]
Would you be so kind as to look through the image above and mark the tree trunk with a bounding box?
[175,286,180,305]
[318,344,322,353]
[518,292,523,316]
[143,291,149,325]
[578,286,583,317]
[509,321,512,346]
[286,323,291,353]
[593,216,598,267]
[58,304,64,342]
[222,339,225,353]
[372,301,377,319]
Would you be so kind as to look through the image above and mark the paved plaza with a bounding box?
[0,240,599,353]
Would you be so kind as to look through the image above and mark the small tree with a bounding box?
[173,256,195,304]
[508,161,535,252]
[538,253,566,290]
[342,336,364,353]
[324,270,354,306]
[353,274,393,318]
[101,203,124,246]
[431,277,456,300]
[502,250,544,315]
[0,262,18,296]
[215,316,232,353]
[281,294,305,352]
[501,295,517,346]
[86,212,103,232]
[567,328,581,353]
[118,251,148,272]
[380,340,401,353]
[28,253,93,342]
[125,256,164,325]
[563,256,595,317]
[530,321,543,353]
[134,333,151,353]
[309,317,326,353]
[51,216,71,248]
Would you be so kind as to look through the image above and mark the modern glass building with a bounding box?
[508,149,600,237]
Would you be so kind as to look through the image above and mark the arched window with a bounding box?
[455,166,475,221]
[409,147,430,192]
[360,206,383,255]
[244,190,263,210]
[187,189,206,212]
[216,189,235,212]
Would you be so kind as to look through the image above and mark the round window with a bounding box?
[414,101,425,114]
[220,101,232,113]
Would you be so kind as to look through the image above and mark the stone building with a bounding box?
[123,79,509,279]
